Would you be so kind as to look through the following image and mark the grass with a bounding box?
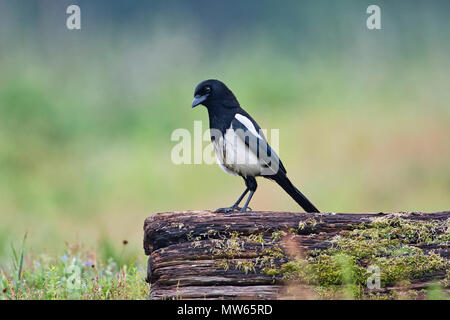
[9,233,27,294]
[1,238,148,300]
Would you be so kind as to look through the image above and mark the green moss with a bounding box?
[376,253,445,285]
[271,230,286,241]
[443,269,450,288]
[194,216,448,299]
[211,231,245,258]
[275,216,449,299]
[234,259,257,274]
[208,230,286,274]
[358,216,449,244]
[247,233,265,245]
[263,268,280,276]
[297,218,318,232]
[262,246,285,259]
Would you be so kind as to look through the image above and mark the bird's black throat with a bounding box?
[205,102,241,138]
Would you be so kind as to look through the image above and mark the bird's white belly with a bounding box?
[213,130,261,177]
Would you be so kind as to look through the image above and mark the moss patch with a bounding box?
[210,231,287,274]
[275,216,449,299]
[199,215,449,299]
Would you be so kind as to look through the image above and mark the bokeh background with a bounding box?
[0,0,449,266]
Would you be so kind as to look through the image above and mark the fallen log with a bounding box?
[143,211,449,300]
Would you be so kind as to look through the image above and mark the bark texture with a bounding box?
[143,211,449,300]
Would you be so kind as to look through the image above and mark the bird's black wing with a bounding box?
[230,113,287,176]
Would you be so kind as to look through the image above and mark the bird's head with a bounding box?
[191,79,239,109]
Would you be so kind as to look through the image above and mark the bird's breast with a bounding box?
[212,129,261,177]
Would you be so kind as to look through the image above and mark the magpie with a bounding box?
[192,79,320,213]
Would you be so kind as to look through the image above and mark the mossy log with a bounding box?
[143,211,449,300]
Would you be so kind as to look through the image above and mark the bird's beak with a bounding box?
[192,94,207,108]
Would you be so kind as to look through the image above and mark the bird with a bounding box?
[191,79,319,214]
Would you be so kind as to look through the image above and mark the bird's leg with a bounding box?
[231,187,249,208]
[215,188,249,213]
[239,176,257,213]
[240,190,255,213]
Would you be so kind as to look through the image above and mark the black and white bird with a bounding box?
[192,79,319,213]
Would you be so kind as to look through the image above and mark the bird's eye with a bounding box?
[204,86,212,94]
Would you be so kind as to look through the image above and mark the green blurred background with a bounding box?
[0,0,449,265]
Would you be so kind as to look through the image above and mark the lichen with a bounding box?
[297,218,319,232]
[271,230,286,241]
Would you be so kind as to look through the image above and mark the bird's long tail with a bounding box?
[270,171,320,213]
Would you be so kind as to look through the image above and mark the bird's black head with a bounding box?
[191,79,239,109]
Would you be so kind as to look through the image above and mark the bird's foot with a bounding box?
[214,206,242,214]
[239,206,252,213]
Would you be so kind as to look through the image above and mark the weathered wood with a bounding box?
[150,284,284,300]
[143,211,449,300]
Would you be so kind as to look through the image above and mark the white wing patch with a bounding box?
[234,114,263,139]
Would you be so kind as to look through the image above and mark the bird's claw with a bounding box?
[214,206,242,214]
[239,206,252,213]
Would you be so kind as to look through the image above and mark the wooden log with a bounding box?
[143,211,449,300]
